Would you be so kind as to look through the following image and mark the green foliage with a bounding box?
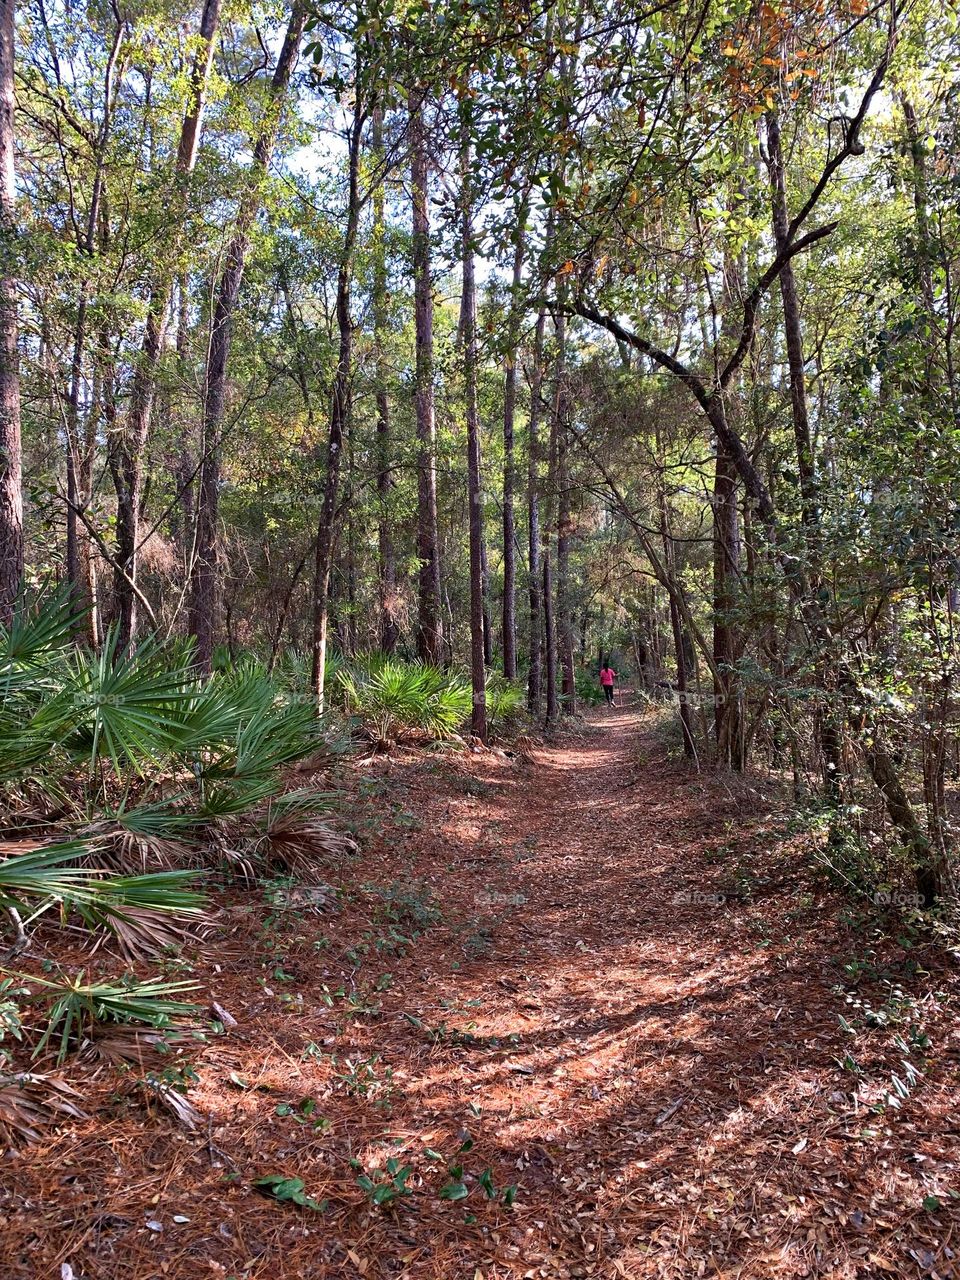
[484,673,527,731]
[254,1174,328,1212]
[574,669,605,707]
[0,602,353,970]
[355,1156,413,1207]
[21,972,199,1066]
[338,657,472,743]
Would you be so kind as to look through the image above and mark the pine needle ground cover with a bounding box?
[1,706,956,1279]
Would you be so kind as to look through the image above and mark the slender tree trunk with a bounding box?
[526,301,548,714]
[460,124,486,741]
[766,110,845,798]
[658,466,695,757]
[713,237,745,766]
[114,0,222,651]
[189,1,305,672]
[0,0,19,626]
[543,550,557,724]
[371,106,398,654]
[310,93,364,710]
[713,440,742,764]
[410,93,442,664]
[765,112,817,536]
[113,0,222,640]
[480,532,492,667]
[543,319,562,725]
[501,213,525,680]
[174,277,195,567]
[555,318,575,714]
[63,20,122,637]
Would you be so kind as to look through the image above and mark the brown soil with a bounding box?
[2,702,958,1279]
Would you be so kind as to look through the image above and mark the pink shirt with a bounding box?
[600,668,615,687]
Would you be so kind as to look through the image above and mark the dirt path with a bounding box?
[4,703,957,1279]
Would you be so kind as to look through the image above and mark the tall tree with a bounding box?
[371,105,398,655]
[189,0,306,672]
[460,121,486,740]
[409,92,442,665]
[501,207,526,680]
[310,81,366,708]
[110,0,223,652]
[0,0,21,626]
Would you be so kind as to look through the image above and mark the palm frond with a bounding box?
[24,972,200,1065]
[0,1072,86,1146]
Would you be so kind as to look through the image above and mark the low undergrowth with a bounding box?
[0,597,355,1138]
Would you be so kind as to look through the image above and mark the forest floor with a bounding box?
[3,700,959,1279]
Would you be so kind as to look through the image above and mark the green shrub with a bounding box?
[0,598,353,958]
[338,659,472,743]
[484,674,527,731]
[575,668,605,706]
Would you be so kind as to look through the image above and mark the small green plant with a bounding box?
[0,978,25,1058]
[354,1156,413,1207]
[437,1134,518,1209]
[274,1096,330,1131]
[371,880,442,934]
[23,972,199,1065]
[254,1174,327,1212]
[332,1054,394,1105]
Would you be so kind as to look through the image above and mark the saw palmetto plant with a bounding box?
[0,598,353,1107]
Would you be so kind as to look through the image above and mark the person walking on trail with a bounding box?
[600,662,617,706]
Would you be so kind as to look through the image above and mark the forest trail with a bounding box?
[307,700,954,1280]
[5,702,955,1280]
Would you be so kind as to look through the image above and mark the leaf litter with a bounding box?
[0,704,957,1277]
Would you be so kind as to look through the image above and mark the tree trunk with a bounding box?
[410,93,442,665]
[189,1,305,672]
[460,124,486,741]
[555,319,575,715]
[371,106,398,654]
[112,0,222,653]
[712,439,743,766]
[310,92,364,710]
[526,300,548,714]
[543,317,562,726]
[501,213,525,680]
[0,0,20,627]
[766,110,845,798]
[658,478,695,757]
[543,549,558,724]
